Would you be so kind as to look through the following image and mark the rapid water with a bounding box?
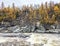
[0,33,60,46]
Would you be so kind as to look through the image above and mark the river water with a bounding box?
[0,33,60,46]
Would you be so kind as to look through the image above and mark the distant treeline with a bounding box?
[0,1,60,25]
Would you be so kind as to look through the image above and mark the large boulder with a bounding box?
[8,25,21,33]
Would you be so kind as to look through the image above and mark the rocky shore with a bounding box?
[0,25,60,33]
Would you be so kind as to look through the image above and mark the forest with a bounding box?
[0,1,60,27]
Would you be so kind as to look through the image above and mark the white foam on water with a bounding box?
[26,33,60,46]
[0,33,60,46]
[0,37,8,43]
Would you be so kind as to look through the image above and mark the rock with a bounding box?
[8,25,21,33]
[47,29,60,33]
[20,26,31,33]
[36,30,45,33]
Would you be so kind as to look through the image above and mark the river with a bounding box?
[0,33,60,46]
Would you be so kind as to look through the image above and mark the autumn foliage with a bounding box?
[0,1,60,25]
